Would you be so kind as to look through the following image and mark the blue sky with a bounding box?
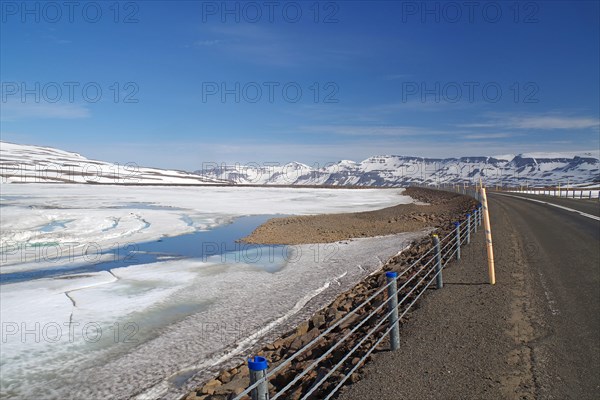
[1,0,599,169]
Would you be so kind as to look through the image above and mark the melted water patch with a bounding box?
[1,215,286,284]
[39,219,74,233]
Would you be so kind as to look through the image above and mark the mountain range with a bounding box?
[1,141,598,187]
[196,152,600,187]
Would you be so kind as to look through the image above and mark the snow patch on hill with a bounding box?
[0,141,228,185]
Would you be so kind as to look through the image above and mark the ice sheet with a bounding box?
[1,184,411,272]
[1,232,427,399]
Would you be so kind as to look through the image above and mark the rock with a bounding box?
[238,365,249,377]
[349,372,361,383]
[201,379,222,395]
[304,327,321,344]
[339,313,360,330]
[326,307,343,323]
[289,336,304,352]
[218,371,232,384]
[296,321,309,336]
[206,395,228,400]
[412,215,427,222]
[287,387,304,400]
[339,300,353,312]
[225,375,248,393]
[310,313,326,329]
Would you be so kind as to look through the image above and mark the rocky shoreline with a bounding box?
[242,187,469,245]
[185,188,478,400]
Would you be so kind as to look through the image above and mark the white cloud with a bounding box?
[194,24,363,68]
[372,100,477,113]
[506,115,599,129]
[1,100,90,120]
[462,133,514,139]
[193,39,224,47]
[192,25,302,67]
[455,123,498,128]
[459,113,600,131]
[300,125,432,136]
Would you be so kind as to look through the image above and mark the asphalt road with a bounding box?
[338,192,599,399]
[495,191,600,218]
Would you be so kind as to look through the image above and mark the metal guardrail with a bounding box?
[235,201,483,400]
[505,188,600,199]
[415,182,600,200]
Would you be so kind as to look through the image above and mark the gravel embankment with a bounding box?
[243,187,477,244]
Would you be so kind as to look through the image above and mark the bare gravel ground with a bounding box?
[243,187,475,244]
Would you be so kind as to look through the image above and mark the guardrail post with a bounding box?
[385,271,400,351]
[478,205,482,226]
[466,213,471,244]
[248,356,269,400]
[385,271,400,350]
[453,222,461,260]
[433,235,443,289]
[474,209,478,233]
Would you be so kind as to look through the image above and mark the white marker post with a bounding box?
[480,187,496,285]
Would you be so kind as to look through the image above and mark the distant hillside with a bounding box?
[0,141,228,185]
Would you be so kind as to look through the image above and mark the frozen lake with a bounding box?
[0,184,424,399]
[1,214,286,284]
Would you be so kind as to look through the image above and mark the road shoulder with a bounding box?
[337,196,542,399]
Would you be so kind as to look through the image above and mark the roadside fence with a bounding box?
[412,182,600,200]
[506,187,600,200]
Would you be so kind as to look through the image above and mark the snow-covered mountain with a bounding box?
[0,141,228,185]
[197,152,600,187]
[1,141,598,187]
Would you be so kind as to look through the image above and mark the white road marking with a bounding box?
[495,193,600,221]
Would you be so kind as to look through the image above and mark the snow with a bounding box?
[200,151,599,186]
[1,233,427,400]
[519,150,600,159]
[491,154,516,161]
[0,141,227,184]
[4,141,599,187]
[0,184,412,273]
[337,159,359,168]
[0,184,419,399]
